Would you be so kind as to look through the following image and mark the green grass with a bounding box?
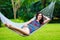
[0,19,60,40]
[0,23,60,40]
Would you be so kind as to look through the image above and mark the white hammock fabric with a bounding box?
[0,1,55,32]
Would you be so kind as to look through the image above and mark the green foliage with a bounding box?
[0,0,13,19]
[17,0,41,21]
[53,1,60,18]
[0,0,60,21]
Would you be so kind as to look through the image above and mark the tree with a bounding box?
[11,0,20,19]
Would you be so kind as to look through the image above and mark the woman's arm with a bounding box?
[24,17,35,27]
[43,15,51,24]
[26,17,35,25]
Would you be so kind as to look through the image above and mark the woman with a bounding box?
[5,12,50,36]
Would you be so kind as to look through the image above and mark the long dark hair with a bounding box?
[36,12,44,24]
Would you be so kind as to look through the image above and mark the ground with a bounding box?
[0,23,60,40]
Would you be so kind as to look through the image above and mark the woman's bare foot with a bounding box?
[5,24,11,27]
[5,24,8,27]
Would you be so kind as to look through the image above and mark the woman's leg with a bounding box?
[5,24,24,36]
[5,24,30,36]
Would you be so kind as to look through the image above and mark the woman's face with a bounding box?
[37,14,42,20]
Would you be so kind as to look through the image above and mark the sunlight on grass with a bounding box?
[11,19,24,23]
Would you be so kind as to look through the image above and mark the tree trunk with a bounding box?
[11,0,20,19]
[42,0,46,8]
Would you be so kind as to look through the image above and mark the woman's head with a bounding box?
[36,12,44,24]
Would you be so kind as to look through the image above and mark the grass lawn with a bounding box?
[0,23,60,40]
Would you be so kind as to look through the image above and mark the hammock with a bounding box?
[0,1,56,36]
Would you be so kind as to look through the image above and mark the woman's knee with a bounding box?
[23,27,30,35]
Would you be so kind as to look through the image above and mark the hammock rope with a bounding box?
[40,1,56,18]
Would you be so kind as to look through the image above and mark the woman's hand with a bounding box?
[24,24,28,27]
[5,23,12,27]
[43,15,51,20]
[43,15,51,24]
